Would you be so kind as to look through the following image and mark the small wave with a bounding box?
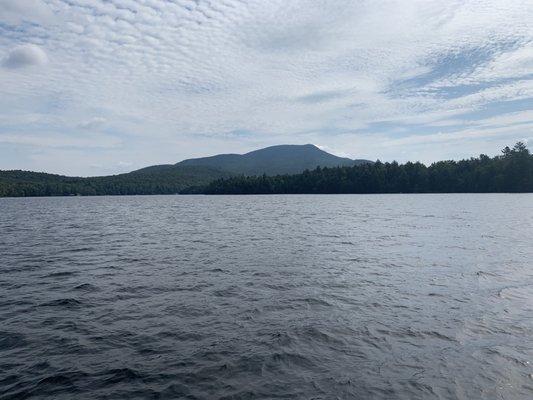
[160,383,192,397]
[68,247,94,253]
[263,282,299,291]
[117,285,148,294]
[295,297,332,307]
[174,283,212,292]
[213,286,240,297]
[40,298,83,308]
[207,268,228,273]
[265,331,293,346]
[475,270,499,278]
[3,371,88,399]
[38,374,77,387]
[498,285,533,300]
[298,326,346,347]
[102,368,143,385]
[0,331,27,351]
[422,330,456,342]
[156,330,205,342]
[164,304,212,317]
[45,271,77,278]
[252,271,270,277]
[270,351,316,369]
[376,327,456,342]
[72,283,99,292]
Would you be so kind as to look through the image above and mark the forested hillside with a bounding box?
[0,166,228,197]
[0,144,370,197]
[191,143,533,194]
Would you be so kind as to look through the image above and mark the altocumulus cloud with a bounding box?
[2,44,48,69]
[0,0,54,25]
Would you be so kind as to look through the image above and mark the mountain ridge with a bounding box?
[177,144,371,176]
[0,144,372,197]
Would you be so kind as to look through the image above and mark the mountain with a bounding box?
[192,142,533,195]
[0,144,372,197]
[178,144,371,176]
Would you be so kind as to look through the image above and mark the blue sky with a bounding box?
[0,0,532,176]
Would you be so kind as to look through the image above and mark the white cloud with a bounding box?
[2,44,48,68]
[78,117,107,129]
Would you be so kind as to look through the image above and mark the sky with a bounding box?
[0,0,532,176]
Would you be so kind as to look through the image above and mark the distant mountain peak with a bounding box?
[177,144,371,176]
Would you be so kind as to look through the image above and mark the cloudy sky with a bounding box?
[0,0,532,176]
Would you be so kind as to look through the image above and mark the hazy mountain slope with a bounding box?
[178,144,371,176]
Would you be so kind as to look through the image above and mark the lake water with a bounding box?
[1,194,532,399]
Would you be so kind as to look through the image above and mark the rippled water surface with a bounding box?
[1,194,532,399]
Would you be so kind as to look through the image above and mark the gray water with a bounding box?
[0,194,532,399]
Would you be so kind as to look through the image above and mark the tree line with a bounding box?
[190,142,533,194]
[2,142,531,197]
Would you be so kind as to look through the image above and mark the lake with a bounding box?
[1,194,532,399]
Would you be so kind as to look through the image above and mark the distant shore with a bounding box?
[1,142,532,197]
